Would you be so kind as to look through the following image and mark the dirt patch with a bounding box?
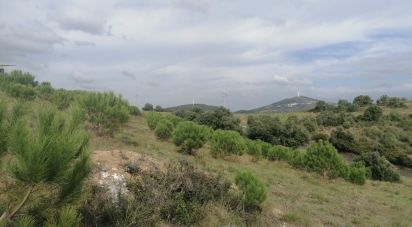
[89,150,167,202]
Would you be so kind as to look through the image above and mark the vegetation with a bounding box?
[247,115,310,147]
[172,121,210,154]
[0,105,90,224]
[210,129,246,157]
[80,92,130,136]
[142,103,154,111]
[235,171,267,209]
[175,107,241,132]
[354,152,400,182]
[154,119,174,139]
[0,70,411,226]
[353,95,373,107]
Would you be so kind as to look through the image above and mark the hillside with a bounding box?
[1,70,412,226]
[164,103,221,112]
[239,96,321,113]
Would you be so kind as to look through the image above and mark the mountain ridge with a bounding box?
[237,96,321,113]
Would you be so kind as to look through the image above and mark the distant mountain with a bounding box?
[164,104,221,112]
[238,96,321,113]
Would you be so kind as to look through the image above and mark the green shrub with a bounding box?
[155,119,174,140]
[265,145,293,161]
[245,139,263,158]
[142,103,154,111]
[353,95,373,107]
[329,127,357,153]
[51,90,75,110]
[164,114,183,126]
[346,163,370,185]
[80,92,130,136]
[354,152,400,182]
[129,105,141,116]
[172,122,210,154]
[146,112,163,130]
[377,95,406,108]
[210,130,246,157]
[363,105,383,122]
[1,106,90,223]
[247,115,309,148]
[235,171,267,208]
[301,140,347,178]
[6,84,36,100]
[312,133,329,142]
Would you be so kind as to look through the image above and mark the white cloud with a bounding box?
[1,0,412,110]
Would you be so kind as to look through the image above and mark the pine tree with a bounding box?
[0,105,90,223]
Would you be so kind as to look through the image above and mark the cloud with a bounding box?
[271,75,312,86]
[1,0,412,110]
[121,70,136,79]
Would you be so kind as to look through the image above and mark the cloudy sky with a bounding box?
[1,0,412,110]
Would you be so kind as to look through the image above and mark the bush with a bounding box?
[235,171,267,208]
[329,127,357,153]
[143,103,154,111]
[346,163,370,185]
[245,139,263,158]
[172,122,210,155]
[1,106,90,223]
[353,95,373,107]
[146,112,163,130]
[80,92,130,136]
[210,130,246,157]
[129,105,141,116]
[312,133,329,142]
[354,152,400,182]
[316,112,345,127]
[311,101,335,112]
[377,95,406,108]
[265,145,293,161]
[155,119,174,139]
[6,84,36,100]
[363,105,383,122]
[155,105,163,112]
[301,140,347,178]
[81,161,236,226]
[247,115,309,148]
[51,90,75,110]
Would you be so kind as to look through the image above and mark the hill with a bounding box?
[164,103,221,112]
[239,96,321,113]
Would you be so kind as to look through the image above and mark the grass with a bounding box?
[91,114,412,227]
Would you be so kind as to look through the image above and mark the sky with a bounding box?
[0,0,411,111]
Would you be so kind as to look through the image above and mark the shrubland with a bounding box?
[1,70,411,226]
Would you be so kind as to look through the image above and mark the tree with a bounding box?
[354,152,400,182]
[353,95,373,107]
[210,130,246,157]
[0,106,90,223]
[195,107,241,132]
[377,95,406,108]
[154,105,163,112]
[235,171,266,208]
[329,127,357,153]
[80,92,131,136]
[143,103,154,111]
[172,121,209,155]
[146,112,163,130]
[155,119,174,139]
[312,101,334,112]
[363,105,382,122]
[301,140,347,178]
